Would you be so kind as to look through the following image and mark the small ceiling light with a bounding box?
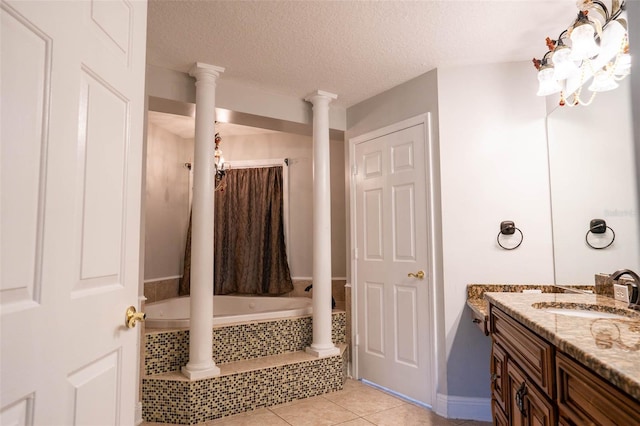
[552,41,579,80]
[569,13,600,61]
[537,64,562,96]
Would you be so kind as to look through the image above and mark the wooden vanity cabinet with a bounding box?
[490,305,556,425]
[489,304,640,426]
[556,353,640,425]
[490,307,555,397]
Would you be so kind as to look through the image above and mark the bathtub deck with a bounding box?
[142,311,348,425]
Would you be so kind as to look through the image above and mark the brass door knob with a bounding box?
[407,270,425,279]
[125,306,146,328]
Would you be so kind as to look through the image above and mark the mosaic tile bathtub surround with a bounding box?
[145,311,347,375]
[142,346,348,424]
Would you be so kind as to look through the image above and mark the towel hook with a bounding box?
[585,219,615,249]
[497,220,523,250]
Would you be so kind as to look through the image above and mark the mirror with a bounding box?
[547,78,640,284]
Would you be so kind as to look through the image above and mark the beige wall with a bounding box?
[212,130,347,279]
[144,123,193,281]
[144,123,346,290]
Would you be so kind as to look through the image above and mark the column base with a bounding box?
[181,364,220,380]
[305,345,340,358]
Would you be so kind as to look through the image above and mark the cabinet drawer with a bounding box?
[556,352,640,425]
[490,306,555,397]
[471,309,489,335]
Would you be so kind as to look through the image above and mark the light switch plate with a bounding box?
[614,284,629,303]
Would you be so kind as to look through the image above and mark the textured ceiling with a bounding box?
[146,0,579,109]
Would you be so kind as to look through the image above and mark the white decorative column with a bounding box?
[182,62,225,380]
[305,90,340,358]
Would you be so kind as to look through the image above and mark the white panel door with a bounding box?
[1,1,147,424]
[354,122,432,405]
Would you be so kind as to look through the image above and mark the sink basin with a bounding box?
[542,308,629,319]
[532,302,639,320]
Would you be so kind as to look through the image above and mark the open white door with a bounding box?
[352,117,434,406]
[1,1,147,424]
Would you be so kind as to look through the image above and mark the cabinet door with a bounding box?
[491,343,508,416]
[492,399,509,426]
[558,416,575,426]
[507,359,556,426]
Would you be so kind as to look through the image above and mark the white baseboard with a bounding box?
[434,393,492,421]
[135,401,143,425]
[291,277,348,281]
[144,275,182,284]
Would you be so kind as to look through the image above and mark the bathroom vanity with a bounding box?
[483,292,640,425]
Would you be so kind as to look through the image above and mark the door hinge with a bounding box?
[355,334,360,346]
[352,164,357,176]
[353,247,358,259]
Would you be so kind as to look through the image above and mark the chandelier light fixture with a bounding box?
[533,0,630,106]
[214,131,227,191]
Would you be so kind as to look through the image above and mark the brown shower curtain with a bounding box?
[179,166,293,295]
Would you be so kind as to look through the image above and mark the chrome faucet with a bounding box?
[610,269,640,310]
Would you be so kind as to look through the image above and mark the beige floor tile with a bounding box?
[270,395,359,425]
[363,404,457,426]
[323,383,406,417]
[340,378,369,391]
[206,408,289,425]
[335,418,375,425]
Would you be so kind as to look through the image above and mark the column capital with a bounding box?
[189,62,225,81]
[304,90,338,104]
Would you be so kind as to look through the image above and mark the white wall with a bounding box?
[204,130,347,279]
[629,2,640,242]
[548,79,639,284]
[347,61,556,406]
[144,123,193,281]
[437,62,555,397]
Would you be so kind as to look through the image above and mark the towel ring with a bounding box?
[497,221,523,250]
[585,219,615,250]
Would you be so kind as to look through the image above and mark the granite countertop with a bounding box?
[465,284,586,321]
[484,291,640,402]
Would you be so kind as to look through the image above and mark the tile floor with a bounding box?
[142,379,491,426]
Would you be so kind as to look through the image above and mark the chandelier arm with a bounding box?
[607,0,626,25]
[557,29,569,43]
[589,0,610,21]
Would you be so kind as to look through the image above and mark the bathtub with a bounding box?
[144,295,313,328]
